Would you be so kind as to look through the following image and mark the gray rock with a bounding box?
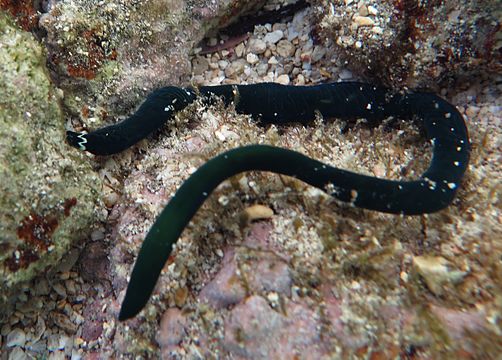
[276,39,295,58]
[7,347,29,360]
[264,30,284,45]
[248,38,267,54]
[6,328,26,348]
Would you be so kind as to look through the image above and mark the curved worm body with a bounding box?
[65,83,469,320]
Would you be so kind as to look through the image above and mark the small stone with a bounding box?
[256,63,269,76]
[7,347,28,360]
[17,293,28,302]
[248,38,266,54]
[214,126,239,141]
[235,43,245,57]
[33,278,50,296]
[50,312,77,333]
[32,316,45,343]
[372,26,384,35]
[358,4,368,16]
[242,204,274,222]
[353,16,375,27]
[276,74,290,85]
[267,292,279,303]
[52,283,67,298]
[264,30,283,45]
[465,105,480,118]
[191,56,209,76]
[59,271,70,280]
[311,45,326,63]
[103,191,119,208]
[207,37,217,46]
[224,59,247,77]
[199,251,246,308]
[47,334,65,351]
[174,287,188,307]
[296,74,305,85]
[276,39,295,57]
[372,163,386,177]
[413,256,467,296]
[246,53,259,65]
[268,56,279,65]
[208,61,219,70]
[368,5,378,15]
[71,349,82,360]
[6,328,26,347]
[218,60,229,70]
[65,279,77,294]
[339,69,353,80]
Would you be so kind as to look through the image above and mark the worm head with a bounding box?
[66,131,88,151]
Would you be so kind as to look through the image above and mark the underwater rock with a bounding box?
[0,12,101,320]
[38,0,268,130]
[314,0,501,88]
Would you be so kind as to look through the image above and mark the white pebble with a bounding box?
[218,60,229,70]
[368,5,378,15]
[268,56,279,65]
[276,74,290,85]
[246,53,259,64]
[296,74,306,85]
[235,43,245,57]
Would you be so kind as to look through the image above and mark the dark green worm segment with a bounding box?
[65,82,470,320]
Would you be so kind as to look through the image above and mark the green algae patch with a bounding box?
[0,12,101,318]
